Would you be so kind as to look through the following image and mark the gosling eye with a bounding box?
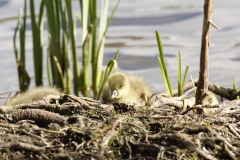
[119,85,123,88]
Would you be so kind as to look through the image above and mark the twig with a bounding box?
[101,119,120,148]
[11,109,67,127]
[125,137,132,159]
[64,94,92,109]
[227,124,240,139]
[196,0,213,106]
[151,95,183,109]
[211,129,239,154]
[0,142,42,152]
[129,137,162,151]
[148,132,218,160]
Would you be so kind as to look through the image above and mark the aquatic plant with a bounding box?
[13,0,30,92]
[177,51,189,96]
[96,49,119,100]
[156,31,173,97]
[14,0,120,97]
[156,31,189,97]
[232,76,239,100]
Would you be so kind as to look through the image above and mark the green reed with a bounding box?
[156,31,173,97]
[232,76,239,100]
[156,31,189,97]
[177,51,189,96]
[30,0,44,86]
[96,49,119,100]
[14,0,120,97]
[13,0,30,92]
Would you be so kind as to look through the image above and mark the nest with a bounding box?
[0,80,240,160]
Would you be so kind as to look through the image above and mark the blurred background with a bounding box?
[1,0,240,104]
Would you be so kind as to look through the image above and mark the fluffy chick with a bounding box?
[202,91,219,106]
[102,72,152,103]
[201,91,219,114]
[5,87,61,106]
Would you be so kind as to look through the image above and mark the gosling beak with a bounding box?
[111,90,118,99]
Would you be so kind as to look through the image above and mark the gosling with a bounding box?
[102,72,152,104]
[5,87,61,106]
[202,91,219,106]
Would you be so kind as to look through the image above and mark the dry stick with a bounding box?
[152,95,184,109]
[11,109,67,126]
[181,99,240,115]
[196,0,220,108]
[208,82,236,100]
[100,119,120,155]
[151,133,218,160]
[35,128,66,135]
[0,103,61,113]
[20,129,47,145]
[227,124,240,140]
[195,0,212,106]
[129,138,162,151]
[63,94,92,109]
[210,129,239,154]
[0,142,42,152]
[223,144,237,160]
[125,137,132,159]
[160,78,237,100]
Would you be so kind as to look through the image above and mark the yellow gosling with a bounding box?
[5,87,61,106]
[202,91,219,105]
[102,72,152,104]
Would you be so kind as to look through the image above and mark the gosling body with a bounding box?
[5,87,61,106]
[202,91,219,105]
[102,72,152,103]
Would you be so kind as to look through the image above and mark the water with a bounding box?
[1,0,240,104]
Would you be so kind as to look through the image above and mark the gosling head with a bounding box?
[108,73,130,100]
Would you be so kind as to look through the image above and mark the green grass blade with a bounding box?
[232,76,236,90]
[232,76,239,100]
[156,31,165,67]
[178,51,182,96]
[63,33,71,94]
[13,6,30,91]
[45,0,63,87]
[79,0,91,96]
[20,1,30,91]
[157,56,172,97]
[93,0,110,95]
[53,56,64,85]
[96,49,120,100]
[30,0,43,86]
[93,0,120,95]
[81,31,92,97]
[38,0,45,25]
[182,66,189,93]
[60,5,71,94]
[156,31,172,97]
[46,34,52,86]
[89,0,98,92]
[81,0,89,42]
[13,10,21,64]
[65,0,79,95]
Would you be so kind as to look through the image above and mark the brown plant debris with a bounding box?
[0,81,240,159]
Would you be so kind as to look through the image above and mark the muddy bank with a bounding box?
[0,80,240,159]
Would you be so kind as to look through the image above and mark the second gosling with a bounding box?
[102,72,152,104]
[5,87,61,106]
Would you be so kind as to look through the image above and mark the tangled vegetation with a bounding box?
[0,79,240,160]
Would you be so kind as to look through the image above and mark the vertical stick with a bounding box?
[195,0,212,106]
